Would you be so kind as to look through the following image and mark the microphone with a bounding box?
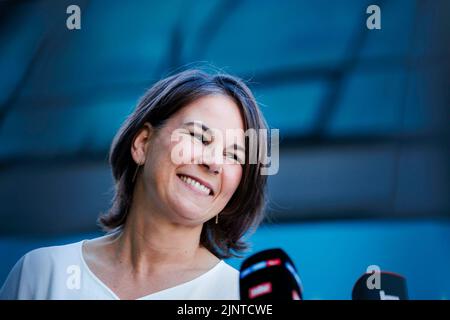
[239,248,303,300]
[352,270,409,300]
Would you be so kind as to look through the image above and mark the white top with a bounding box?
[0,240,240,300]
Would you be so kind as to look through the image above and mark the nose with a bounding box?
[201,151,223,175]
[202,162,222,175]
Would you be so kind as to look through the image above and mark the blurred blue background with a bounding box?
[0,0,449,299]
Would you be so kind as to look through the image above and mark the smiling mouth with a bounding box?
[177,174,214,196]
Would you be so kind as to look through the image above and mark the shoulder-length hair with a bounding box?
[98,69,269,259]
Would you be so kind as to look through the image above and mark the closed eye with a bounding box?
[189,131,210,145]
[224,151,242,164]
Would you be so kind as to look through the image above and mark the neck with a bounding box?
[110,182,209,274]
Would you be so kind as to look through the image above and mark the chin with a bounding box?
[168,200,212,225]
[164,178,213,220]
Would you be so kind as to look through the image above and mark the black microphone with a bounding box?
[352,270,409,300]
[239,248,303,300]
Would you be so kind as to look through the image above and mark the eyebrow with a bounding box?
[184,121,210,134]
[183,121,245,153]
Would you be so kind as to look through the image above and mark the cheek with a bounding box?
[221,165,243,198]
[145,139,175,182]
[169,136,203,165]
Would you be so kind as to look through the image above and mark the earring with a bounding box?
[132,161,142,183]
[215,214,219,224]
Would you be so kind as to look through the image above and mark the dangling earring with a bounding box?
[132,161,142,183]
[215,214,219,224]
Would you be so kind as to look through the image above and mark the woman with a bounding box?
[0,69,269,300]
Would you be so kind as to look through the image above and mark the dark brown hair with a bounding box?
[98,69,269,258]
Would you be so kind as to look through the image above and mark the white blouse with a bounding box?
[0,240,240,300]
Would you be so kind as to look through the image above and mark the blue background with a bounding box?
[0,0,449,299]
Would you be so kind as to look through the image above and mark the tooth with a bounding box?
[180,175,211,194]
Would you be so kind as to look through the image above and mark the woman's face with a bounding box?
[135,94,245,226]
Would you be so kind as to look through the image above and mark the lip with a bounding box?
[176,173,215,196]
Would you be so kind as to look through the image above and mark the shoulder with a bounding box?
[217,261,240,289]
[21,241,84,272]
[218,261,240,278]
[204,261,240,299]
[28,241,83,262]
[0,240,84,299]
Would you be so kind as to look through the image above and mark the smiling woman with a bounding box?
[0,69,270,300]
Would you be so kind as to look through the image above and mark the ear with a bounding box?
[131,122,153,165]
